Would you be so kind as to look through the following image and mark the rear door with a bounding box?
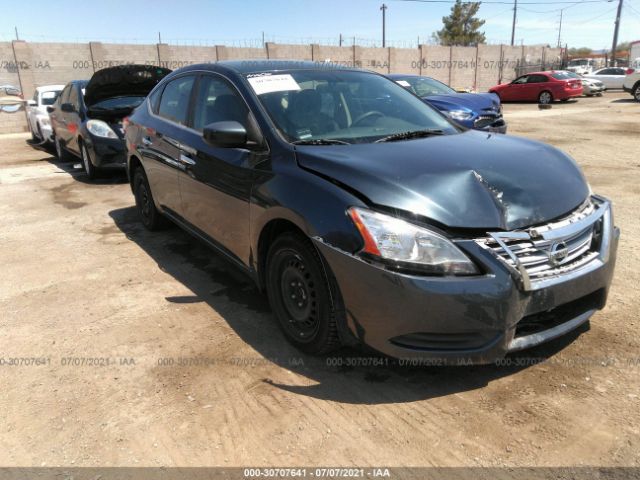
[525,74,549,100]
[177,73,265,265]
[51,84,71,143]
[65,84,84,155]
[142,74,197,217]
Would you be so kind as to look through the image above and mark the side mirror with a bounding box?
[27,99,37,107]
[46,106,55,114]
[203,121,247,148]
[60,103,75,113]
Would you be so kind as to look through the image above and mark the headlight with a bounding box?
[446,109,473,121]
[348,207,479,275]
[86,119,118,139]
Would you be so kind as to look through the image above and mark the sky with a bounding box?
[0,0,638,50]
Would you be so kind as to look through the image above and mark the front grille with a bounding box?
[474,114,503,129]
[475,198,609,291]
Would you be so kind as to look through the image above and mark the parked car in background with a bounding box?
[125,61,618,364]
[623,69,640,101]
[555,71,604,96]
[49,65,170,179]
[0,84,23,113]
[489,71,583,104]
[387,74,506,133]
[583,68,627,89]
[26,84,64,144]
[566,58,598,76]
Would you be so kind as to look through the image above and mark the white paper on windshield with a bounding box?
[396,80,411,87]
[247,74,301,95]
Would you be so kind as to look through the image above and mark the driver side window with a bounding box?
[513,76,529,84]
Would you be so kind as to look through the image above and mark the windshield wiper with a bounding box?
[292,138,350,145]
[375,129,444,143]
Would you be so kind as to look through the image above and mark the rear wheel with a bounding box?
[538,91,553,104]
[266,232,342,355]
[81,142,97,180]
[133,167,165,231]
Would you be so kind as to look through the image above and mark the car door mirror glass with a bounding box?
[203,121,247,148]
[61,102,75,113]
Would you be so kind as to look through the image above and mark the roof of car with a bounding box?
[180,60,358,75]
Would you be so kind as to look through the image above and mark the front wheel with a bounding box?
[538,91,553,104]
[266,232,342,355]
[54,135,72,161]
[81,143,97,180]
[633,85,640,102]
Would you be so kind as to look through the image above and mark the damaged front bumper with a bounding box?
[313,196,619,365]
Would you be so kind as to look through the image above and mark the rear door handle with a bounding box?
[141,136,152,146]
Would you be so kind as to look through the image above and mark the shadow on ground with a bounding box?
[109,205,590,404]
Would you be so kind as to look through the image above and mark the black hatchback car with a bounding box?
[125,60,618,364]
[49,65,170,179]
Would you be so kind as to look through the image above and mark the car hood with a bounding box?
[423,92,500,113]
[84,65,172,107]
[295,131,589,231]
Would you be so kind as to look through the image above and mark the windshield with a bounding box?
[40,90,61,106]
[398,76,456,97]
[248,70,458,144]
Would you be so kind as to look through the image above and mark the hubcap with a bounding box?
[278,254,318,339]
[540,92,551,104]
[635,89,640,101]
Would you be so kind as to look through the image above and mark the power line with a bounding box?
[393,0,613,5]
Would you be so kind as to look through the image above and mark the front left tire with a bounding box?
[265,232,343,355]
[80,142,97,180]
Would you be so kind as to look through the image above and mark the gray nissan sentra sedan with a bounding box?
[124,60,619,365]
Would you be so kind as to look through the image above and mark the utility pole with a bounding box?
[339,34,343,47]
[610,0,623,66]
[510,0,518,46]
[14,26,19,41]
[557,9,563,48]
[381,4,387,48]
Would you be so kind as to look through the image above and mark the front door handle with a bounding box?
[180,153,196,166]
[141,136,152,146]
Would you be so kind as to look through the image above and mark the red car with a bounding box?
[489,71,583,104]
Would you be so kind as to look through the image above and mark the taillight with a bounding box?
[626,68,635,75]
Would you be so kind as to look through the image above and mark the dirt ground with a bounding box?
[0,92,639,468]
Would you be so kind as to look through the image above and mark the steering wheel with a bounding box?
[351,110,384,127]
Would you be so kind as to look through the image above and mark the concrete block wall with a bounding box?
[0,40,562,133]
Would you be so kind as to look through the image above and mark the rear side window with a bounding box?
[192,75,249,132]
[158,75,196,125]
[147,86,163,114]
[527,75,548,83]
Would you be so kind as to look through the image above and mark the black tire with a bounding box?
[133,167,166,231]
[538,91,553,104]
[633,84,640,102]
[266,232,342,355]
[560,98,569,102]
[80,142,97,180]
[54,135,72,161]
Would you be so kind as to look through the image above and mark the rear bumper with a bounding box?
[314,209,619,365]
